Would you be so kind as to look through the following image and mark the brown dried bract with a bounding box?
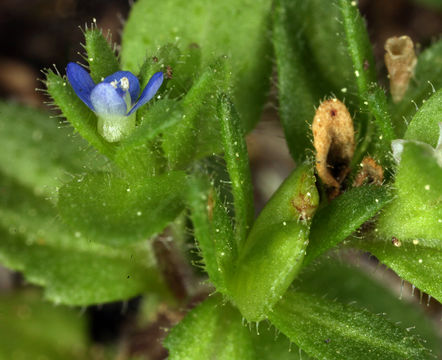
[353,156,384,187]
[166,65,173,79]
[312,99,355,198]
[384,35,417,103]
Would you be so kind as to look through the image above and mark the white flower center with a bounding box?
[120,77,130,91]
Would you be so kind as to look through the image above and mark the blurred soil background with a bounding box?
[0,0,441,358]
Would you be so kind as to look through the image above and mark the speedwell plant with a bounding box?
[0,0,441,359]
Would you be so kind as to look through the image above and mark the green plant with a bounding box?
[0,0,441,359]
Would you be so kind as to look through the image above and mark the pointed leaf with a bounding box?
[115,99,183,177]
[295,260,440,355]
[269,291,433,360]
[162,58,230,169]
[84,28,120,83]
[186,176,236,292]
[304,185,393,266]
[218,95,254,246]
[405,88,442,147]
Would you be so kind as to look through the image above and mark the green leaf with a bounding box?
[186,176,236,292]
[115,99,183,177]
[0,291,88,359]
[45,70,117,158]
[272,0,325,161]
[405,88,442,147]
[377,142,441,243]
[218,95,254,246]
[251,325,311,360]
[162,58,230,169]
[338,0,377,99]
[0,174,165,305]
[304,185,393,266]
[121,0,273,131]
[357,142,441,302]
[392,39,442,134]
[295,260,441,355]
[364,84,396,157]
[84,27,120,83]
[229,164,319,321]
[136,43,202,102]
[164,295,255,360]
[0,101,104,197]
[355,239,442,304]
[269,290,434,360]
[58,171,186,246]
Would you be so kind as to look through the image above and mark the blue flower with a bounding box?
[66,62,164,142]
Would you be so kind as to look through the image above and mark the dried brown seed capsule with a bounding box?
[312,99,355,197]
[353,156,384,187]
[384,35,417,103]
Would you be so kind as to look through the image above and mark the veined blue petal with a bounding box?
[66,62,95,110]
[90,83,127,117]
[127,72,164,115]
[103,71,140,105]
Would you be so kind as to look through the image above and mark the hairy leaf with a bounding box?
[355,239,442,304]
[405,88,442,147]
[186,176,236,292]
[58,171,186,245]
[304,185,393,266]
[270,291,434,360]
[295,260,440,355]
[229,164,319,321]
[218,95,254,246]
[84,27,120,83]
[115,99,183,177]
[338,0,377,98]
[162,58,230,169]
[377,142,441,243]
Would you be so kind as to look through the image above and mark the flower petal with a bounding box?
[127,72,164,115]
[66,62,95,110]
[90,83,127,117]
[103,71,140,105]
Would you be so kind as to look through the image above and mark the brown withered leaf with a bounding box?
[384,35,417,103]
[312,99,355,198]
[353,156,384,187]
